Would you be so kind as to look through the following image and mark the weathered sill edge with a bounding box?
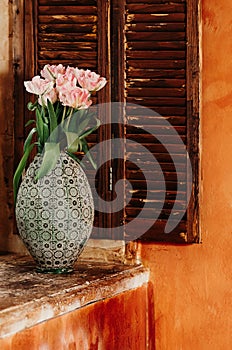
[0,254,149,339]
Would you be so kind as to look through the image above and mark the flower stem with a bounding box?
[61,106,66,124]
[66,108,74,129]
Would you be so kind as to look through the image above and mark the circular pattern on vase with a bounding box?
[15,151,94,271]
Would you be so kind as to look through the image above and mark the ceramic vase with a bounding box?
[15,151,94,273]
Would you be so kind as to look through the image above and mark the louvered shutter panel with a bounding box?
[23,0,111,238]
[37,0,97,70]
[124,0,190,242]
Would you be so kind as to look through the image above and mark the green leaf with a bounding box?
[23,127,37,153]
[35,142,60,180]
[13,143,35,204]
[43,123,49,144]
[65,131,81,153]
[47,100,58,138]
[82,139,97,169]
[25,119,35,127]
[36,108,44,145]
[27,101,38,111]
[79,118,100,139]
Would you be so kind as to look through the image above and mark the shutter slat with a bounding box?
[38,51,97,60]
[127,32,185,41]
[125,219,187,243]
[127,78,185,88]
[126,133,186,143]
[127,68,185,78]
[126,161,186,171]
[38,33,97,42]
[126,51,185,59]
[127,59,185,69]
[127,97,186,106]
[127,198,187,210]
[39,24,97,33]
[126,114,186,123]
[38,6,97,15]
[37,61,97,70]
[126,23,185,32]
[128,41,186,50]
[127,87,185,97]
[39,15,97,24]
[126,169,185,181]
[39,0,96,4]
[39,42,97,51]
[125,207,186,219]
[127,13,185,23]
[127,0,185,3]
[126,142,186,154]
[126,4,185,13]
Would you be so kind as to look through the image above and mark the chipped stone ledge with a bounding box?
[0,253,149,339]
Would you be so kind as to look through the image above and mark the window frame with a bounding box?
[13,0,200,243]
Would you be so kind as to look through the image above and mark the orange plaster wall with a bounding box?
[141,1,232,349]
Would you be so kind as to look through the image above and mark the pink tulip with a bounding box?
[75,69,107,92]
[56,73,77,93]
[24,76,54,96]
[38,88,58,106]
[41,64,66,81]
[65,66,79,84]
[59,87,92,109]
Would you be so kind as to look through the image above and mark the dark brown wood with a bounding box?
[38,15,97,24]
[127,87,186,97]
[186,0,200,242]
[127,68,185,79]
[39,0,97,4]
[127,189,187,201]
[38,51,97,60]
[127,59,185,69]
[127,0,185,3]
[126,51,186,59]
[125,218,187,243]
[110,0,126,236]
[38,23,97,33]
[38,6,97,15]
[126,117,186,127]
[126,31,186,41]
[127,96,186,106]
[124,0,199,242]
[38,42,97,51]
[126,23,185,32]
[128,41,186,50]
[127,78,186,88]
[13,0,26,175]
[127,13,185,23]
[126,4,186,13]
[38,33,97,42]
[96,0,112,235]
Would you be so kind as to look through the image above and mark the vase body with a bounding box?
[15,152,94,273]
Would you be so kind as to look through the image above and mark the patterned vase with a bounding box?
[15,151,94,273]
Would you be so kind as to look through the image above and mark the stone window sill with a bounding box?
[0,253,149,339]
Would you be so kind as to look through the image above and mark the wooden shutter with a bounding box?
[122,0,199,243]
[14,0,199,243]
[17,0,112,238]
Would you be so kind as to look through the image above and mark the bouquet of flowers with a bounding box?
[13,64,107,202]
